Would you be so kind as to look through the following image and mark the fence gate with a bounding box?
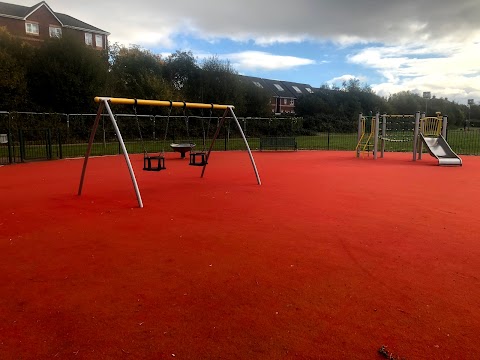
[17,129,53,162]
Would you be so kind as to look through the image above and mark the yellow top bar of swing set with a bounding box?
[94,97,234,110]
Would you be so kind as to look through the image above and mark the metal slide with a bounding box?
[420,134,462,166]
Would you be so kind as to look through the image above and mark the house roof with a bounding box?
[280,81,315,97]
[0,1,27,17]
[239,74,316,99]
[56,13,108,34]
[0,1,109,35]
[238,75,269,92]
[240,75,295,98]
[261,78,296,98]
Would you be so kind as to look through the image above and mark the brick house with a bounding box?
[0,1,109,49]
[239,75,315,115]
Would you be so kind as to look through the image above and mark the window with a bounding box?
[25,22,39,35]
[95,34,103,48]
[292,86,302,94]
[253,81,263,88]
[283,98,287,105]
[290,99,295,105]
[274,84,284,91]
[49,26,62,38]
[305,87,313,93]
[85,33,92,46]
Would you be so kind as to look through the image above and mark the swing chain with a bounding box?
[161,101,172,156]
[133,98,148,157]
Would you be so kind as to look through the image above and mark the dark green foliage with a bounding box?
[200,56,238,105]
[107,44,172,114]
[302,114,355,133]
[238,81,271,117]
[27,34,108,113]
[0,27,474,129]
[387,91,424,115]
[297,83,469,132]
[0,27,33,111]
[295,86,389,132]
[163,50,201,101]
[388,91,465,126]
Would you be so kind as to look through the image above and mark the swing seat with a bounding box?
[143,155,166,171]
[189,151,207,166]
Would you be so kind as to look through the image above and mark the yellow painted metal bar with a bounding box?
[94,97,233,110]
[362,117,375,152]
[419,114,443,136]
[386,114,415,118]
[355,116,375,155]
[355,117,366,151]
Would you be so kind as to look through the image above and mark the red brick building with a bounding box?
[239,75,315,115]
[0,1,109,49]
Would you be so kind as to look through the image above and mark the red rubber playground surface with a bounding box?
[1,150,480,359]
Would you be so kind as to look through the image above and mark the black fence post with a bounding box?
[19,129,25,162]
[224,119,227,151]
[7,129,13,164]
[327,131,330,150]
[57,129,63,159]
[115,116,121,154]
[46,128,52,159]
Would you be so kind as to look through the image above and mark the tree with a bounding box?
[108,44,172,108]
[200,56,239,105]
[387,91,424,115]
[27,34,108,113]
[236,81,271,117]
[163,50,200,101]
[0,27,33,111]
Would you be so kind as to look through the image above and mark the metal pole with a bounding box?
[201,108,228,178]
[381,114,386,158]
[373,113,379,160]
[104,100,144,208]
[102,115,106,151]
[413,111,420,161]
[66,114,70,145]
[7,128,13,164]
[357,113,362,158]
[201,107,261,185]
[419,112,425,160]
[229,107,261,185]
[94,96,233,110]
[442,115,448,138]
[78,102,104,195]
[152,115,156,140]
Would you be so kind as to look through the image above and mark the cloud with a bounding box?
[348,40,480,102]
[48,0,480,47]
[326,74,369,87]
[224,51,315,71]
[327,74,356,85]
[43,0,480,103]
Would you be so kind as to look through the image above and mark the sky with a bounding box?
[28,0,480,104]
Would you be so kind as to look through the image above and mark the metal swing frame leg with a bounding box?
[78,99,144,208]
[201,106,261,185]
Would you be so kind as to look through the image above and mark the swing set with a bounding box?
[78,97,262,208]
[133,100,211,170]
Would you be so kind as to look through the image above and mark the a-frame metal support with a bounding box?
[78,97,261,208]
[201,106,261,185]
[78,99,143,207]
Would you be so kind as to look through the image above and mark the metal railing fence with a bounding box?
[1,111,479,165]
